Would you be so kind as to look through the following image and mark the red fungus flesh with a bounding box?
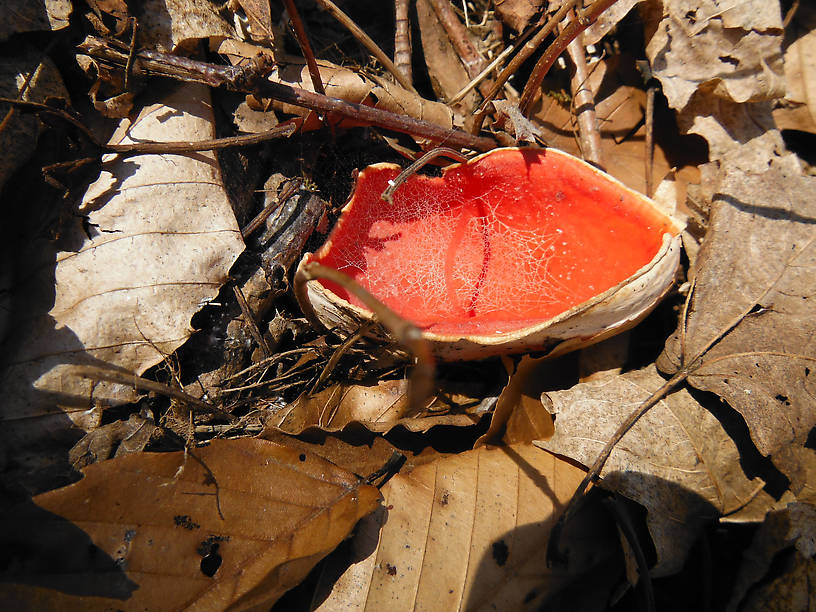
[312,148,676,336]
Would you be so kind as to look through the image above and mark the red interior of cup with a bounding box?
[311,148,675,336]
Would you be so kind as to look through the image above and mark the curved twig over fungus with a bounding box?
[297,147,683,361]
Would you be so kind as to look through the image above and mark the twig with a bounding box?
[310,321,374,394]
[645,82,656,196]
[294,261,436,414]
[73,365,238,423]
[518,0,620,115]
[282,0,326,95]
[565,27,603,168]
[427,0,490,93]
[124,17,138,90]
[449,24,536,104]
[220,347,325,384]
[314,0,417,93]
[470,0,579,134]
[232,284,272,358]
[381,146,468,203]
[0,97,297,155]
[242,178,302,238]
[394,0,413,84]
[77,36,496,151]
[0,35,62,138]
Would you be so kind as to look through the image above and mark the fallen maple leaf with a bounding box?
[657,159,816,503]
[0,438,380,610]
[535,364,778,576]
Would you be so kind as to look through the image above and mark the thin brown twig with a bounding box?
[124,17,138,90]
[0,35,62,138]
[77,36,495,151]
[645,83,656,196]
[381,146,468,203]
[314,0,417,93]
[73,365,238,422]
[310,321,374,394]
[241,178,302,238]
[394,0,413,84]
[282,0,326,95]
[450,24,536,104]
[0,97,298,156]
[565,28,603,168]
[427,0,490,93]
[220,346,326,384]
[232,284,272,358]
[519,0,621,115]
[470,0,579,134]
[294,261,436,415]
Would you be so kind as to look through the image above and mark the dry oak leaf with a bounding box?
[535,364,774,577]
[314,444,621,611]
[642,0,785,112]
[0,83,244,485]
[657,159,816,499]
[0,438,380,610]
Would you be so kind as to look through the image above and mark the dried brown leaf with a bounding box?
[658,159,816,498]
[0,0,71,39]
[132,0,235,53]
[773,4,816,134]
[535,364,775,576]
[0,438,380,610]
[726,503,816,612]
[313,444,621,610]
[643,0,785,112]
[476,355,557,446]
[265,379,481,435]
[416,0,480,113]
[0,83,244,487]
[493,0,545,32]
[68,411,157,470]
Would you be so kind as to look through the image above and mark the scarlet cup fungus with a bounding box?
[296,147,682,360]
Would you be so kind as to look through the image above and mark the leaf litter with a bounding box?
[0,0,814,609]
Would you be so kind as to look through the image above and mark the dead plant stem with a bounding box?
[282,0,326,95]
[74,365,237,423]
[294,262,436,414]
[77,36,495,151]
[381,147,469,203]
[518,0,620,116]
[315,0,417,92]
[565,26,603,168]
[427,0,491,95]
[470,0,578,134]
[394,0,413,84]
